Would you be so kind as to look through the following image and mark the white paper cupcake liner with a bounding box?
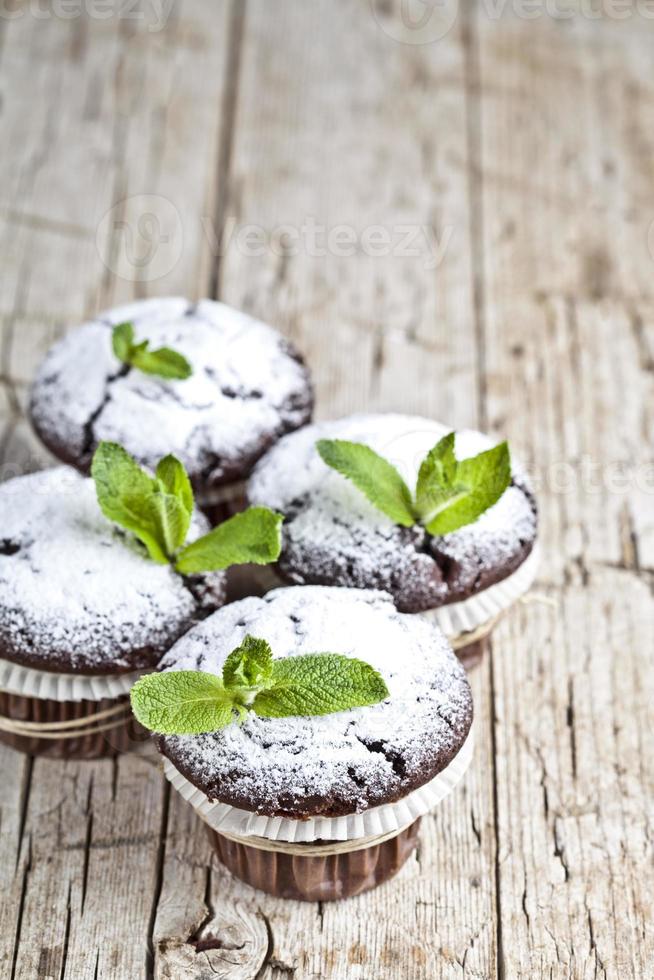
[421,543,540,639]
[0,658,145,703]
[162,727,474,844]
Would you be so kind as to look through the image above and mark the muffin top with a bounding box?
[157,586,473,819]
[248,414,538,612]
[29,297,313,491]
[0,468,225,674]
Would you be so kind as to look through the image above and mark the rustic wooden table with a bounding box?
[1,2,653,977]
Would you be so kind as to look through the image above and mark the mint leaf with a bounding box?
[223,635,273,692]
[131,643,389,735]
[414,432,467,524]
[156,455,194,516]
[176,507,283,575]
[130,671,235,735]
[316,439,415,527]
[415,433,456,510]
[252,654,389,718]
[92,444,282,574]
[145,491,190,557]
[91,442,171,563]
[424,441,511,535]
[131,346,193,380]
[112,321,135,362]
[111,322,192,380]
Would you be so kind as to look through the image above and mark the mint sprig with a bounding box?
[317,433,511,535]
[130,635,390,735]
[315,439,415,527]
[112,322,192,380]
[91,442,282,573]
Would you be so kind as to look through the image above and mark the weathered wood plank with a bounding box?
[474,10,654,977]
[154,3,495,979]
[0,393,33,980]
[0,3,233,979]
[2,2,653,978]
[218,0,479,429]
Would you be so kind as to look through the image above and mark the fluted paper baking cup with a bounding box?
[162,728,474,844]
[0,658,145,702]
[422,543,540,638]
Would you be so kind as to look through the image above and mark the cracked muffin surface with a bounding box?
[29,297,313,492]
[0,468,225,674]
[247,413,538,613]
[157,586,473,818]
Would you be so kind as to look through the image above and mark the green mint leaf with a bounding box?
[252,654,389,718]
[112,321,135,363]
[130,671,235,735]
[130,646,388,735]
[111,321,192,380]
[130,346,193,380]
[223,635,273,693]
[91,442,170,563]
[156,455,194,517]
[424,441,511,536]
[415,432,456,509]
[146,491,191,557]
[414,432,466,523]
[92,443,202,562]
[316,439,415,527]
[175,507,283,575]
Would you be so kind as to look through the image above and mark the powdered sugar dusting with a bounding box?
[29,297,313,488]
[0,468,225,674]
[247,414,538,612]
[159,586,473,818]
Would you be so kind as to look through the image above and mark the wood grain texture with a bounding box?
[474,8,654,978]
[0,1,653,978]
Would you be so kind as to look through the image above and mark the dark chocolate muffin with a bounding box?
[247,414,538,614]
[0,467,225,675]
[157,586,473,819]
[29,297,313,495]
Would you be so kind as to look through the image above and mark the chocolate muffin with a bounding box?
[156,586,473,900]
[0,467,224,757]
[29,297,314,520]
[247,414,539,663]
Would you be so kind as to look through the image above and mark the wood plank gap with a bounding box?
[464,7,500,976]
[14,755,33,875]
[209,0,247,301]
[9,836,31,980]
[145,780,171,980]
[489,641,505,980]
[463,4,488,432]
[57,882,72,980]
[80,772,95,917]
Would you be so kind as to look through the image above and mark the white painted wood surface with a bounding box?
[0,2,652,977]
